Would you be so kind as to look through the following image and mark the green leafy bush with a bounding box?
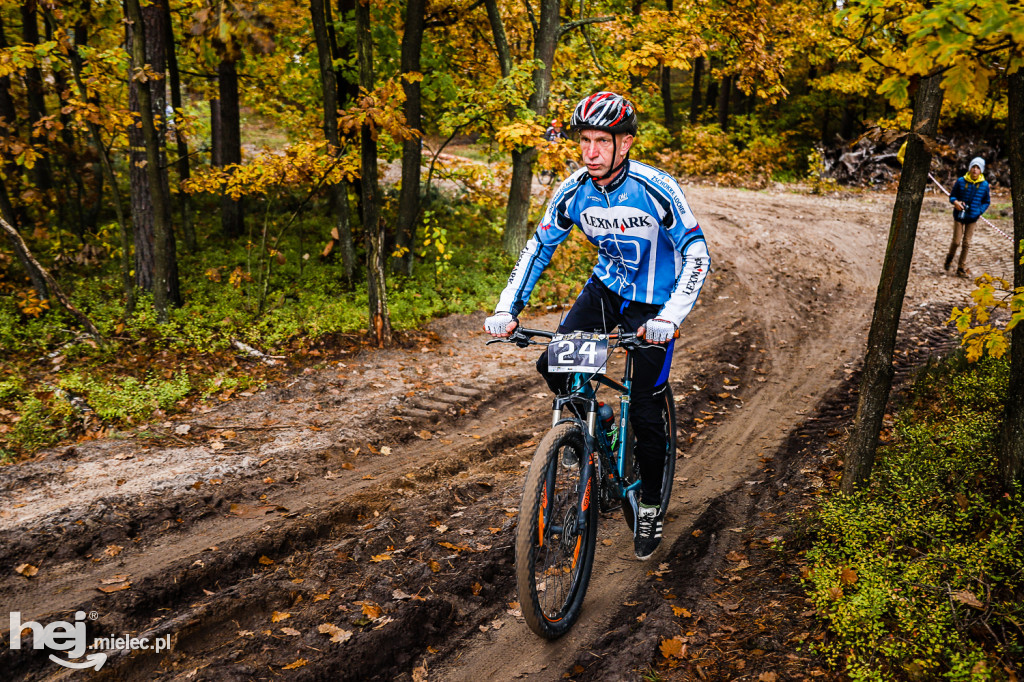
[804,356,1024,680]
[59,371,194,422]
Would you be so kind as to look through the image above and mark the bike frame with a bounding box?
[547,345,641,538]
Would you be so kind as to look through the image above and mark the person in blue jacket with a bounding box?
[484,92,710,560]
[946,157,990,277]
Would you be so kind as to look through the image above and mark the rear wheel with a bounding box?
[516,421,598,639]
[622,385,677,531]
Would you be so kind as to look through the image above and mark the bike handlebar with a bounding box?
[488,326,677,350]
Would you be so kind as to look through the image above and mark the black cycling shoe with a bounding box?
[560,444,580,470]
[628,490,662,560]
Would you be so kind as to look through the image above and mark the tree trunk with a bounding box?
[218,58,245,238]
[394,0,425,276]
[629,0,644,91]
[310,0,355,283]
[21,0,53,194]
[660,0,674,131]
[356,0,392,346]
[661,65,675,131]
[210,97,222,166]
[705,65,717,116]
[841,74,944,493]
[716,75,731,130]
[999,69,1024,490]
[492,0,559,255]
[162,0,195,252]
[125,0,180,320]
[689,55,703,124]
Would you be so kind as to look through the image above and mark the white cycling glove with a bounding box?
[485,311,516,336]
[643,318,676,344]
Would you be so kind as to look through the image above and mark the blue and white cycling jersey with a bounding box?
[496,159,710,326]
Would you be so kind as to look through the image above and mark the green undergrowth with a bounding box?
[804,355,1024,680]
[0,193,600,461]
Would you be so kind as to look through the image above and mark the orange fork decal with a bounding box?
[538,482,547,547]
[572,536,582,569]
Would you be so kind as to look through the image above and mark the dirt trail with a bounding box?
[0,185,1012,681]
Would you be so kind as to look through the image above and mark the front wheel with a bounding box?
[622,385,677,531]
[516,421,598,639]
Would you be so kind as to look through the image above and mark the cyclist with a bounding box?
[544,119,565,142]
[484,91,711,560]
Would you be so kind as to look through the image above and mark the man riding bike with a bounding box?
[484,91,711,560]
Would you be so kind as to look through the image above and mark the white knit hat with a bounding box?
[969,157,985,173]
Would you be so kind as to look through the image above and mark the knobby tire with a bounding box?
[515,421,598,639]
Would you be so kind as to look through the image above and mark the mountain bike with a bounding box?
[537,159,581,186]
[487,327,677,638]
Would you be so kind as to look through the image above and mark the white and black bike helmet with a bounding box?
[570,92,638,136]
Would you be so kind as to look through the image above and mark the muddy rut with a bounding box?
[0,186,1012,681]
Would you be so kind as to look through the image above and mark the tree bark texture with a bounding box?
[0,17,27,230]
[335,0,361,104]
[394,0,425,276]
[125,0,180,319]
[716,75,731,130]
[689,56,703,124]
[999,69,1024,490]
[498,0,559,255]
[661,65,674,132]
[0,215,101,339]
[162,0,195,252]
[20,0,53,193]
[356,0,392,346]
[217,58,245,238]
[841,74,944,493]
[310,0,355,283]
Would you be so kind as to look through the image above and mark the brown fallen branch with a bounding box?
[0,216,103,341]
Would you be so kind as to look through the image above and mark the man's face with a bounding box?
[970,165,981,180]
[579,130,634,184]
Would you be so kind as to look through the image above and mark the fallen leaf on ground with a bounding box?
[359,602,382,619]
[380,446,392,455]
[318,623,352,644]
[412,662,428,682]
[210,441,225,451]
[428,560,441,573]
[660,636,687,659]
[270,611,291,623]
[237,630,254,637]
[672,606,692,618]
[104,545,123,558]
[174,424,191,435]
[415,430,432,440]
[370,554,393,562]
[392,589,412,601]
[840,567,858,585]
[726,551,747,561]
[98,582,131,593]
[280,627,301,636]
[952,590,984,609]
[258,556,275,565]
[313,590,333,602]
[282,658,307,670]
[759,673,778,682]
[15,563,39,578]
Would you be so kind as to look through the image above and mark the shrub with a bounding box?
[804,357,1024,680]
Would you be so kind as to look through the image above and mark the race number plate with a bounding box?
[546,332,609,374]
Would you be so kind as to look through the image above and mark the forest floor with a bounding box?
[0,184,1016,681]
